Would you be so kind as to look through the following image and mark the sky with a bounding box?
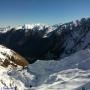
[0,0,90,27]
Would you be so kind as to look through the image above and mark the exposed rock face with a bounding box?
[0,18,90,62]
[0,45,29,68]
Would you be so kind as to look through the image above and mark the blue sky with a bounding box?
[0,0,90,26]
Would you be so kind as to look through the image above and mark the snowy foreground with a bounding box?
[0,49,90,90]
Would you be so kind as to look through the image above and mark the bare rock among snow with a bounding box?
[0,45,29,68]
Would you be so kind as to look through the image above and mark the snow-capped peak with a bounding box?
[14,24,48,30]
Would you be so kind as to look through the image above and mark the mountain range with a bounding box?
[0,18,90,63]
[0,17,90,90]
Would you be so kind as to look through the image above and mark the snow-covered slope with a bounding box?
[0,45,29,89]
[28,49,90,90]
[0,66,27,89]
[0,49,90,90]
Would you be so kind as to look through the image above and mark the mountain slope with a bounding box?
[0,66,27,89]
[0,18,90,63]
[28,49,90,90]
[0,49,90,90]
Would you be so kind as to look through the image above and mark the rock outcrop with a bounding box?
[0,45,29,68]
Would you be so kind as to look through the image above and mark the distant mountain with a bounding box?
[14,24,48,30]
[0,18,90,63]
